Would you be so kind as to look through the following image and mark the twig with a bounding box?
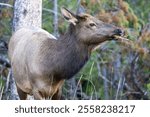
[123,91,142,96]
[0,3,13,8]
[115,75,124,100]
[114,35,130,42]
[0,82,4,100]
[97,61,113,85]
[8,70,19,100]
[115,36,149,55]
[73,75,83,99]
[43,8,61,16]
[4,69,11,93]
[0,3,61,17]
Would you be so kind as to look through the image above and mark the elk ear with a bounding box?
[61,7,78,25]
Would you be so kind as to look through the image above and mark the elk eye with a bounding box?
[89,23,96,27]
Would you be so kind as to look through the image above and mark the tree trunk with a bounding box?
[53,0,58,37]
[9,0,42,100]
[13,0,42,31]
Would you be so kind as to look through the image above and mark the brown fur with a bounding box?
[8,8,123,99]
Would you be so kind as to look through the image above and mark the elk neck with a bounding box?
[55,24,90,79]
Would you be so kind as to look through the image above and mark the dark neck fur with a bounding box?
[55,25,90,79]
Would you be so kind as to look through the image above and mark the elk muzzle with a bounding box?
[113,29,124,36]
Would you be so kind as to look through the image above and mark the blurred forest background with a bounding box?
[0,0,150,100]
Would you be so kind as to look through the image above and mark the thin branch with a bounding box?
[73,75,83,99]
[0,3,13,8]
[0,3,62,17]
[115,36,149,55]
[96,61,113,85]
[8,70,19,100]
[43,8,61,16]
[115,75,124,100]
[0,84,4,100]
[4,69,11,94]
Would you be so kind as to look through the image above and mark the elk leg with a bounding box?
[33,90,45,100]
[17,86,27,100]
[51,89,62,100]
[51,80,65,100]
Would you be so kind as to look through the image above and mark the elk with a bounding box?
[8,7,124,100]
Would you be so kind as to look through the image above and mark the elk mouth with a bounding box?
[110,29,125,40]
[110,29,130,42]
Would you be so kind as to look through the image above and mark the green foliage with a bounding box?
[126,0,150,23]
[0,8,12,40]
[147,84,150,92]
[42,0,78,34]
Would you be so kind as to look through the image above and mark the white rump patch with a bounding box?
[37,29,57,40]
[31,27,57,40]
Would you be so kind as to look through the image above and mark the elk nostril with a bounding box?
[114,29,123,36]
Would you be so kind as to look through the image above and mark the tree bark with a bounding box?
[53,0,58,37]
[9,0,42,100]
[13,0,42,31]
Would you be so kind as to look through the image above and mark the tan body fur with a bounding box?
[9,28,64,99]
